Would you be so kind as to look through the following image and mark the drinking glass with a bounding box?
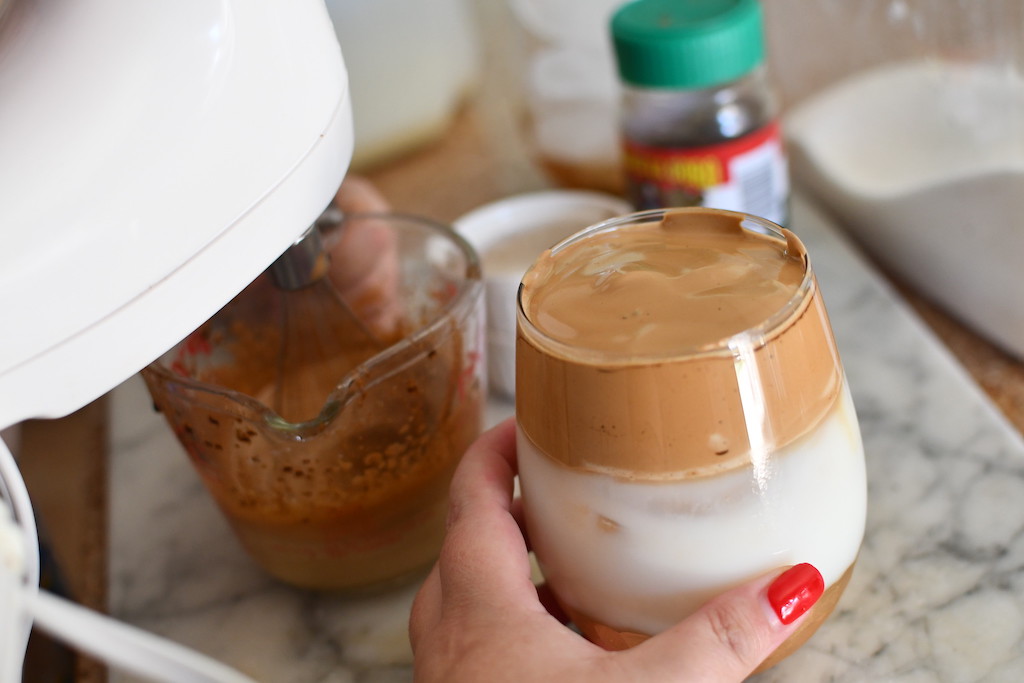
[515,207,866,668]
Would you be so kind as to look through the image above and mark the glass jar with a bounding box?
[612,0,789,224]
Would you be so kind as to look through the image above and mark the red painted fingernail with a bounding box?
[767,563,824,625]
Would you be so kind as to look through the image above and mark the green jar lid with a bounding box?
[611,0,766,89]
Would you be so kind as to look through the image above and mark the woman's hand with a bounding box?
[409,418,824,682]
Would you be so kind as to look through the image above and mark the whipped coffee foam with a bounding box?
[517,208,843,478]
[520,211,806,353]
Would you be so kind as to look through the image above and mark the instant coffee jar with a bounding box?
[611,0,789,224]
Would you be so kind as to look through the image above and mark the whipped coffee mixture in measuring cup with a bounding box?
[143,214,485,593]
[515,208,866,666]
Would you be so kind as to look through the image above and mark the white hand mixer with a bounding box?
[0,0,356,678]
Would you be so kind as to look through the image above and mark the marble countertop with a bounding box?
[105,195,1024,682]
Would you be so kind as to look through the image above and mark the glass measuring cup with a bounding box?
[515,207,866,669]
[142,213,485,592]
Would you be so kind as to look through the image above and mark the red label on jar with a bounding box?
[623,121,788,224]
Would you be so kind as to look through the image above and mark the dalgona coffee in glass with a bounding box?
[515,207,866,669]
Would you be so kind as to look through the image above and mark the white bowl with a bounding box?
[454,190,632,399]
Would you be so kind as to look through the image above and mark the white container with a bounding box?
[454,190,632,398]
[508,0,624,194]
[787,60,1024,359]
[325,0,478,170]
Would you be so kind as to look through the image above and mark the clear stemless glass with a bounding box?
[515,207,866,670]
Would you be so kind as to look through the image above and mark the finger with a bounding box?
[438,419,539,613]
[333,175,390,213]
[445,417,518,528]
[509,496,569,624]
[409,562,442,653]
[619,563,825,682]
[326,213,402,336]
[325,177,402,336]
[328,214,397,291]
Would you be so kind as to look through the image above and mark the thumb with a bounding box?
[619,563,825,682]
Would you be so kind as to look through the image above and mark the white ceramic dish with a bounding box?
[454,190,632,398]
[786,60,1024,360]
